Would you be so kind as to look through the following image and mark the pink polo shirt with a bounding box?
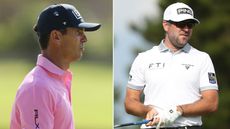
[10,54,74,129]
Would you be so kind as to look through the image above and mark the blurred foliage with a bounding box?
[0,0,112,63]
[130,0,230,129]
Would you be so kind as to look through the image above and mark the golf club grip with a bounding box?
[114,119,150,128]
[134,119,150,125]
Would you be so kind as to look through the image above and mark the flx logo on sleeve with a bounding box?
[34,109,39,129]
[208,72,217,84]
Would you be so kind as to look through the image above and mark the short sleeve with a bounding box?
[10,82,55,129]
[10,100,21,129]
[127,53,146,90]
[199,53,218,91]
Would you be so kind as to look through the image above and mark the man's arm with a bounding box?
[125,87,156,118]
[142,89,218,127]
[179,89,219,116]
[10,84,55,129]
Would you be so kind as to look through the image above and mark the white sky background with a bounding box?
[114,0,160,124]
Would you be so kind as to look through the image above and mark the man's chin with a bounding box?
[175,42,187,49]
[178,39,188,47]
[76,55,82,61]
[72,54,83,62]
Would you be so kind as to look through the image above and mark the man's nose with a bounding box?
[81,34,87,43]
[182,25,190,32]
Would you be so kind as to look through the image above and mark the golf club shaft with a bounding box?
[114,119,151,128]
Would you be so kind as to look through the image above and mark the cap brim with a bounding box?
[33,25,38,32]
[188,18,200,24]
[78,23,101,31]
[174,18,200,24]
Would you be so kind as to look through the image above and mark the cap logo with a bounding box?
[177,8,192,16]
[128,75,132,81]
[208,72,217,84]
[72,10,82,20]
[53,11,59,16]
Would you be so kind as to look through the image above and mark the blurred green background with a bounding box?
[0,0,112,129]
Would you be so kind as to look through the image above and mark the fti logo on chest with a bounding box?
[149,62,165,69]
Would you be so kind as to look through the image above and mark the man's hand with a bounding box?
[145,106,182,128]
[145,106,159,126]
[159,106,182,125]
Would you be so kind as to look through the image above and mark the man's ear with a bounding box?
[50,30,62,42]
[162,21,169,32]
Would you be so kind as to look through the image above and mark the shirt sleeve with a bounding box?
[10,101,21,129]
[10,82,55,129]
[199,53,218,91]
[127,53,146,90]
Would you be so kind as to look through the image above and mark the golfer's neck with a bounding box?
[41,51,70,71]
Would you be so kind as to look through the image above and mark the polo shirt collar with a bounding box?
[158,40,191,53]
[36,54,70,76]
[158,40,168,52]
[182,43,192,53]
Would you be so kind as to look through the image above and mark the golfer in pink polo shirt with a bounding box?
[10,4,101,129]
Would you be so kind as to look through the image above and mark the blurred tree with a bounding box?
[0,1,42,61]
[0,0,112,63]
[130,0,230,129]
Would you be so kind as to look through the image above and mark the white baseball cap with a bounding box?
[163,2,199,23]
